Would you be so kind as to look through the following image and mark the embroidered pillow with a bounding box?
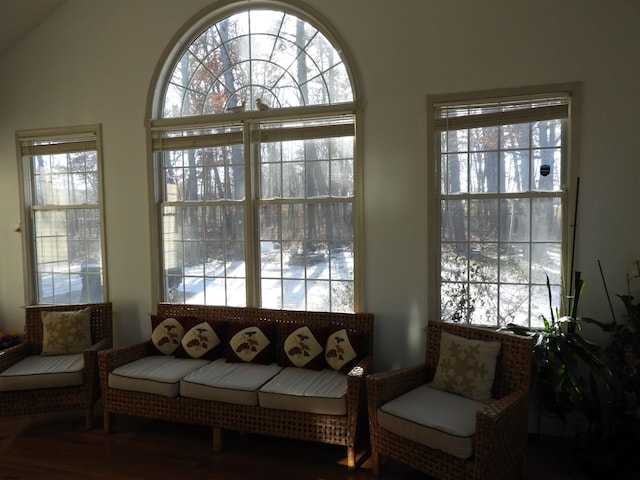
[431,331,501,403]
[41,307,92,355]
[175,319,226,360]
[324,327,363,373]
[226,323,274,364]
[150,315,188,355]
[279,325,327,370]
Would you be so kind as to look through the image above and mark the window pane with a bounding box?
[500,198,530,242]
[34,208,103,304]
[441,153,468,194]
[33,151,99,206]
[163,145,245,202]
[531,197,562,242]
[469,151,498,194]
[532,147,562,192]
[500,150,530,193]
[163,9,353,117]
[470,126,499,151]
[162,204,245,305]
[259,202,353,312]
[470,199,497,242]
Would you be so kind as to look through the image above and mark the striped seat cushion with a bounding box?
[108,356,209,397]
[0,354,84,391]
[378,383,484,459]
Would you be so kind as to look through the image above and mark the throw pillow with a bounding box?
[175,319,227,360]
[150,315,188,355]
[431,330,501,403]
[325,327,363,373]
[279,325,327,370]
[226,323,274,364]
[41,307,92,355]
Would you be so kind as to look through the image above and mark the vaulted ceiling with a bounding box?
[0,0,65,58]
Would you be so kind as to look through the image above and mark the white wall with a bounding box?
[1,0,638,371]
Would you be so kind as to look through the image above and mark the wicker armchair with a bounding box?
[367,321,533,480]
[0,303,112,428]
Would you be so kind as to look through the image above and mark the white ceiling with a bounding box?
[0,0,65,58]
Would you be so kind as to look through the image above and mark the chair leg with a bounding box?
[85,408,93,429]
[213,427,222,452]
[103,411,111,433]
[371,449,381,477]
[347,446,356,471]
[519,455,528,478]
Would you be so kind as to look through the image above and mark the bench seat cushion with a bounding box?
[258,367,347,415]
[0,354,84,391]
[377,383,484,459]
[180,359,283,406]
[108,356,209,397]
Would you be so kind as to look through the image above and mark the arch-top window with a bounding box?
[150,2,361,313]
[163,8,353,117]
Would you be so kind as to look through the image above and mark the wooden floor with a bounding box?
[0,406,622,479]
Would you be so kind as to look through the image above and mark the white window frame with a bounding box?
[16,124,108,305]
[147,2,363,312]
[427,83,581,327]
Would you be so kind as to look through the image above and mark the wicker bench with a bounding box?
[98,304,374,470]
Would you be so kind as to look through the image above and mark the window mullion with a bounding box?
[245,121,258,307]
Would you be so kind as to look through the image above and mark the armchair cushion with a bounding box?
[431,331,501,402]
[41,307,92,355]
[0,353,84,391]
[378,383,485,459]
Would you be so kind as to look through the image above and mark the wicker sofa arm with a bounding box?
[90,337,113,352]
[346,355,372,408]
[84,337,113,373]
[474,389,530,476]
[98,340,154,373]
[0,343,31,371]
[347,355,371,378]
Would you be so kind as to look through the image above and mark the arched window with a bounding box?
[148,2,361,312]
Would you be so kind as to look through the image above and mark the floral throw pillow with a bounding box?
[175,319,226,360]
[226,323,274,364]
[431,331,501,403]
[279,325,327,370]
[41,307,92,355]
[150,315,187,355]
[325,327,363,373]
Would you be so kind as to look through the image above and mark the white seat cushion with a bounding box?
[0,354,84,391]
[180,359,283,406]
[108,356,209,397]
[378,383,485,459]
[258,367,347,415]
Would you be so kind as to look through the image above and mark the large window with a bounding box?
[17,125,107,305]
[428,85,580,328]
[149,4,360,312]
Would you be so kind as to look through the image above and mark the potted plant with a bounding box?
[579,260,640,471]
[0,330,20,350]
[504,272,612,431]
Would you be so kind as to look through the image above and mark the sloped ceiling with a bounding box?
[0,0,65,58]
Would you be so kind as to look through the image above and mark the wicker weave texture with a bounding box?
[367,320,533,480]
[0,302,113,428]
[99,304,374,469]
